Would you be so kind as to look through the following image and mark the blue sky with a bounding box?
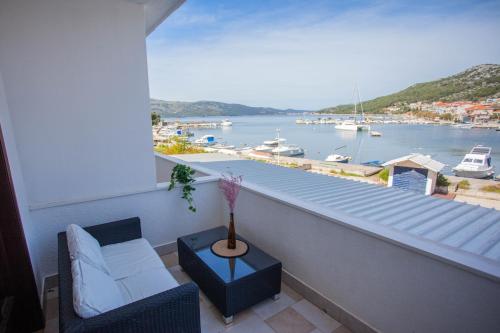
[147,0,500,110]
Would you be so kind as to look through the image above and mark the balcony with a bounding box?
[1,1,499,332]
[29,154,500,333]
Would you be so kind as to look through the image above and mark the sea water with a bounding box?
[163,115,500,175]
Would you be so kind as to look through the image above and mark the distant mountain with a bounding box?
[150,100,308,117]
[319,64,500,114]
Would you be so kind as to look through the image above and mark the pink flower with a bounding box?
[219,173,243,213]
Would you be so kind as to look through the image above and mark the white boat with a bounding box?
[370,131,382,137]
[325,154,351,163]
[335,85,369,131]
[221,119,232,127]
[194,135,216,146]
[263,138,286,146]
[452,145,494,179]
[272,145,304,157]
[335,120,360,131]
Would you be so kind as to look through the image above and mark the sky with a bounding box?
[146,0,500,110]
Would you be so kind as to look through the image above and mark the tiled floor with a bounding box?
[40,252,351,333]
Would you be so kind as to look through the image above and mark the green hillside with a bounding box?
[150,100,307,117]
[319,64,500,114]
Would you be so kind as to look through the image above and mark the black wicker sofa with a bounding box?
[57,217,201,333]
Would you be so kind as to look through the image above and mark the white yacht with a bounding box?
[325,154,351,163]
[272,145,305,157]
[193,135,216,146]
[335,85,370,131]
[221,119,232,127]
[335,120,361,131]
[453,146,494,179]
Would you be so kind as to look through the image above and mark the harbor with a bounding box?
[155,115,500,174]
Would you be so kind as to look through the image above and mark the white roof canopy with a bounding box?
[383,153,445,173]
[129,0,185,35]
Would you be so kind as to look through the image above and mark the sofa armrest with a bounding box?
[83,217,142,246]
[81,283,201,333]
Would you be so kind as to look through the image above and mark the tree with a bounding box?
[151,112,161,126]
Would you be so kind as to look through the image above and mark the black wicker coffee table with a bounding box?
[178,226,282,324]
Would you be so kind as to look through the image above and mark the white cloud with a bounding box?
[147,3,500,110]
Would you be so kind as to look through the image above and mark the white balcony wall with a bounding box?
[233,187,500,333]
[30,178,224,280]
[155,153,208,183]
[0,0,156,207]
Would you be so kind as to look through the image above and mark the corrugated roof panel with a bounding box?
[427,208,491,241]
[190,159,500,275]
[440,212,499,248]
[391,201,462,230]
[410,204,479,235]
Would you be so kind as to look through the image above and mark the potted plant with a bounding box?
[435,173,450,194]
[168,164,196,212]
[219,174,243,249]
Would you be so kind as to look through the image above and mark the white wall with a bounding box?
[30,179,224,279]
[0,0,156,207]
[155,154,208,183]
[0,71,42,289]
[233,187,500,333]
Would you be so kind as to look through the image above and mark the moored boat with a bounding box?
[335,120,361,131]
[271,144,305,157]
[221,119,232,127]
[452,145,495,179]
[193,135,216,146]
[325,154,351,163]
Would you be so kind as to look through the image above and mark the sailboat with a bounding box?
[335,85,370,132]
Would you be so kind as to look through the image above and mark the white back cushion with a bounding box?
[72,259,125,319]
[66,224,110,275]
[101,238,165,280]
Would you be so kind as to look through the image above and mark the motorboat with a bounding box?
[253,144,274,153]
[325,154,351,163]
[263,138,286,146]
[272,145,304,157]
[452,145,494,179]
[370,131,382,137]
[253,137,287,152]
[221,119,232,127]
[193,135,216,146]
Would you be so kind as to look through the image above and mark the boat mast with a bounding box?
[353,85,357,122]
[276,128,281,166]
[357,86,365,122]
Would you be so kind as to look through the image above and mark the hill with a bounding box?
[150,100,307,117]
[319,64,500,114]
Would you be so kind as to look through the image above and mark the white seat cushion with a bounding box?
[72,259,125,319]
[66,224,110,275]
[117,267,179,304]
[101,238,165,280]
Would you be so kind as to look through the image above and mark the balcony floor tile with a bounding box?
[40,252,354,333]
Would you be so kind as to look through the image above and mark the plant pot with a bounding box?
[227,212,236,249]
